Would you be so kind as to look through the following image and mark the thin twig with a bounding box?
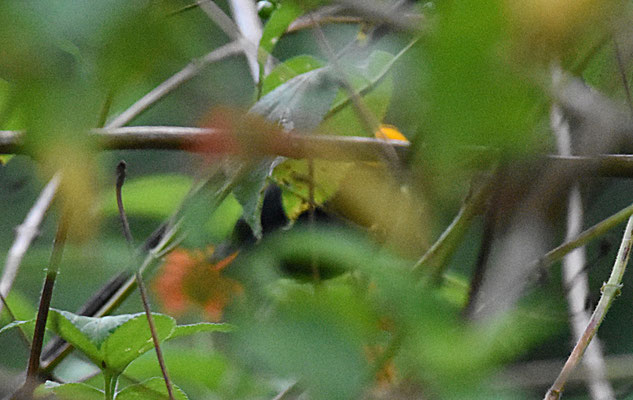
[552,96,614,400]
[0,174,60,317]
[105,42,243,129]
[544,215,633,399]
[115,161,134,247]
[413,175,494,277]
[115,161,175,400]
[16,209,72,399]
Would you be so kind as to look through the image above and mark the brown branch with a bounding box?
[5,127,633,176]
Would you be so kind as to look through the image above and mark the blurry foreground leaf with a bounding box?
[229,227,558,396]
[230,66,340,237]
[321,50,395,137]
[258,2,303,63]
[260,55,325,97]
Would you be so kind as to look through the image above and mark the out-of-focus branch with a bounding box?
[227,0,263,82]
[552,98,614,400]
[105,42,243,128]
[6,127,633,176]
[0,174,60,317]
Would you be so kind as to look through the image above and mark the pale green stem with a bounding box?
[544,215,633,400]
[103,371,118,400]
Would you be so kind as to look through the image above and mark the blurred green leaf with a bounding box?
[37,381,104,400]
[272,159,350,221]
[102,174,193,219]
[322,50,395,137]
[261,55,325,97]
[234,66,340,238]
[258,2,303,61]
[116,377,189,400]
[420,1,542,170]
[234,280,374,400]
[167,322,234,341]
[205,193,243,242]
[250,66,340,132]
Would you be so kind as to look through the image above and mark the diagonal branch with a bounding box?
[0,173,60,317]
[105,42,243,129]
[544,215,633,399]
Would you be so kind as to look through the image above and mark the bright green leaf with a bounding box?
[47,310,176,374]
[115,377,189,400]
[103,313,175,372]
[47,309,106,366]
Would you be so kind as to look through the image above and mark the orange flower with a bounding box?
[153,247,241,321]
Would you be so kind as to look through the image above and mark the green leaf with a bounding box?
[115,377,189,400]
[0,290,36,325]
[235,67,340,238]
[322,50,395,137]
[0,319,34,336]
[103,313,175,372]
[205,193,243,242]
[232,158,281,239]
[258,2,303,61]
[101,174,194,219]
[251,67,340,132]
[272,159,350,221]
[47,309,176,374]
[167,322,235,341]
[0,154,14,165]
[47,310,106,366]
[36,381,104,400]
[260,55,325,97]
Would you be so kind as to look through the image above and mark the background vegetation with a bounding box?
[2,1,633,399]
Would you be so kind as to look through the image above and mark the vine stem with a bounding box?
[14,209,72,399]
[544,215,633,400]
[116,161,175,400]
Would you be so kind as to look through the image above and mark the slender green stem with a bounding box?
[413,175,494,278]
[544,215,633,400]
[103,371,117,400]
[27,211,72,374]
